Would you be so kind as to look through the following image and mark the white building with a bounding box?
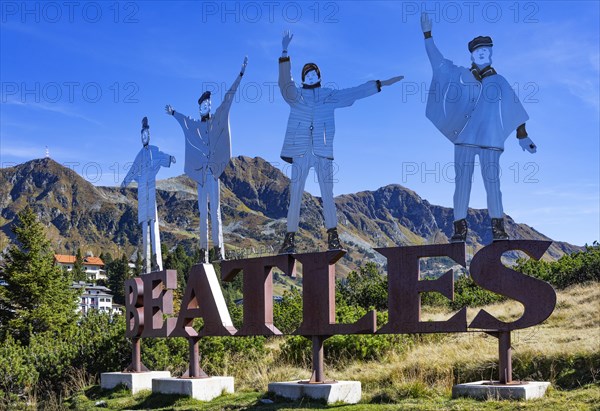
[55,253,107,281]
[71,282,121,315]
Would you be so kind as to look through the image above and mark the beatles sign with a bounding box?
[124,240,556,383]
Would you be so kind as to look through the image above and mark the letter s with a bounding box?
[469,240,556,331]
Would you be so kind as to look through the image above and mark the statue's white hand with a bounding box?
[282,30,293,52]
[519,137,537,153]
[241,56,248,74]
[421,12,432,33]
[381,76,404,87]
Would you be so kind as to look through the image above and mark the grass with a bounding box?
[67,385,600,410]
[57,283,600,409]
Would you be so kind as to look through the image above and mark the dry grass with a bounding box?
[228,283,599,399]
[57,284,598,409]
[420,282,600,354]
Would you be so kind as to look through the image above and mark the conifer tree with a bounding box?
[72,248,87,282]
[0,207,80,344]
[134,252,143,276]
[106,254,130,305]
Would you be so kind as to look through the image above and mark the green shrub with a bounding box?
[27,312,129,395]
[0,335,38,399]
[273,288,303,334]
[337,262,388,310]
[454,351,600,389]
[516,242,600,289]
[279,308,416,365]
[449,275,506,310]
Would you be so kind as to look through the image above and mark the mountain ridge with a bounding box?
[0,156,581,274]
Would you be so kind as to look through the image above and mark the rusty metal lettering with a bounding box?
[123,241,557,384]
[124,277,144,338]
[170,263,237,337]
[468,240,557,331]
[221,254,295,336]
[141,270,177,337]
[376,243,468,334]
[294,250,377,336]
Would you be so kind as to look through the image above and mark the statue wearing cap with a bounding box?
[122,117,176,272]
[277,30,404,254]
[420,13,537,242]
[166,57,248,262]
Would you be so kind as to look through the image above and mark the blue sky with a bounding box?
[1,1,598,246]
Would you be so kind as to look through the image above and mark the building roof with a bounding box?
[71,282,112,293]
[54,254,105,266]
[55,254,76,264]
[82,292,113,298]
[84,256,104,266]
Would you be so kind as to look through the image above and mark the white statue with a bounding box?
[420,13,536,242]
[122,117,176,272]
[166,57,247,262]
[277,30,403,253]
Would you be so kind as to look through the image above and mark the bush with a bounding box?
[516,242,600,289]
[27,312,130,395]
[273,288,303,334]
[454,351,600,389]
[0,335,39,400]
[449,275,506,310]
[337,262,388,310]
[141,333,267,377]
[279,307,415,366]
[199,336,267,375]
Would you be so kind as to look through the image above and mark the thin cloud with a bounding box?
[504,21,600,110]
[3,98,102,125]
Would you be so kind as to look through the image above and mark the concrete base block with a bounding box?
[268,380,361,404]
[100,371,171,394]
[152,377,234,401]
[452,381,551,400]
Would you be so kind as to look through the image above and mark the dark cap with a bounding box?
[302,62,321,82]
[468,36,493,53]
[142,116,149,129]
[198,91,211,105]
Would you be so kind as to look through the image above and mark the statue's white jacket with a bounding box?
[424,37,528,150]
[278,57,379,163]
[122,145,172,223]
[173,74,242,184]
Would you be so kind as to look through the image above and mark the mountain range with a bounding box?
[0,157,579,275]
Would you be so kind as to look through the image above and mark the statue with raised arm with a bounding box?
[420,13,536,242]
[166,57,247,262]
[277,30,403,254]
[122,117,176,273]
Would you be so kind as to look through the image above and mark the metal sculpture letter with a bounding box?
[421,13,537,242]
[122,117,175,272]
[166,57,247,262]
[277,30,403,253]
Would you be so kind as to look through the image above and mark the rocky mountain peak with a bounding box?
[0,156,581,271]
